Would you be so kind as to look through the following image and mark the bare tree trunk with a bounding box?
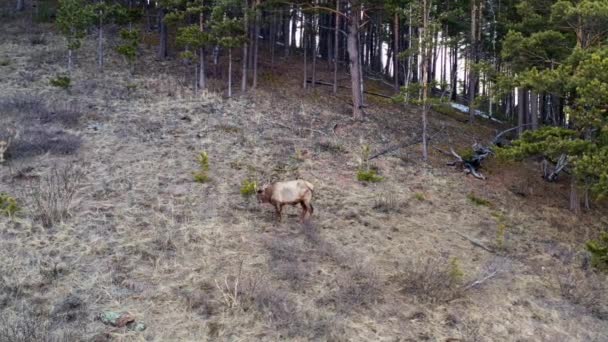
[16,0,25,12]
[252,0,260,88]
[468,0,477,123]
[98,12,103,71]
[68,49,73,73]
[312,12,317,89]
[228,48,233,98]
[242,0,249,92]
[393,12,399,91]
[158,9,168,60]
[270,13,276,68]
[421,0,430,161]
[199,13,206,90]
[333,0,339,94]
[347,1,363,120]
[570,177,581,214]
[303,12,308,89]
[404,4,413,102]
[290,5,297,49]
[518,88,526,136]
[530,90,538,130]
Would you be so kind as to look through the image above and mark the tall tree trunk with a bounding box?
[158,9,168,60]
[270,12,276,68]
[303,13,308,89]
[98,12,103,71]
[421,0,430,161]
[468,0,478,123]
[570,177,581,214]
[312,13,317,89]
[284,6,290,57]
[333,0,340,94]
[451,45,457,101]
[199,13,206,90]
[393,12,399,91]
[16,0,25,12]
[252,0,260,88]
[68,49,73,73]
[228,48,233,98]
[530,90,539,130]
[404,4,413,102]
[290,5,297,49]
[518,88,527,136]
[242,0,249,92]
[347,1,363,120]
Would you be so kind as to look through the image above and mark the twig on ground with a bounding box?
[454,231,495,253]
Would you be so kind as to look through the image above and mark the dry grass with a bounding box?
[396,255,464,304]
[0,16,607,342]
[24,163,85,228]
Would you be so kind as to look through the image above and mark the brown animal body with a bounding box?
[257,180,314,222]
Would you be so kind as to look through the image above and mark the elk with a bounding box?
[257,179,314,222]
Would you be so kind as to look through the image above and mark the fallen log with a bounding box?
[305,79,393,99]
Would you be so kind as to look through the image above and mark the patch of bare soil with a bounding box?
[1,17,607,342]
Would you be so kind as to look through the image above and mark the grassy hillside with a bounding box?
[1,18,607,341]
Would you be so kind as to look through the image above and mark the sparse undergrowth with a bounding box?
[587,232,608,271]
[0,192,20,217]
[240,179,257,197]
[193,151,210,183]
[25,164,84,228]
[396,256,464,303]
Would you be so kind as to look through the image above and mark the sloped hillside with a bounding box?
[1,18,607,342]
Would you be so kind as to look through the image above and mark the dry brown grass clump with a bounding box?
[24,164,85,228]
[551,267,607,319]
[396,255,465,303]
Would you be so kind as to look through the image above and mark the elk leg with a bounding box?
[276,204,284,222]
[300,201,307,222]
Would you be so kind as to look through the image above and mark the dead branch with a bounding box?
[305,79,392,99]
[262,118,328,136]
[543,154,568,182]
[369,127,446,160]
[454,231,495,253]
[463,270,499,291]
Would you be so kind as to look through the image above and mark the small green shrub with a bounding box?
[197,152,209,171]
[413,193,425,201]
[356,144,383,182]
[50,75,71,90]
[586,232,608,271]
[357,169,383,183]
[193,171,209,183]
[240,179,257,197]
[0,59,10,66]
[449,257,464,284]
[0,193,20,217]
[193,151,210,183]
[467,193,492,207]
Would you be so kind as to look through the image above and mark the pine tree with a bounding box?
[56,0,93,72]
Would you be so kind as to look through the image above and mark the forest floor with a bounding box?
[1,17,608,342]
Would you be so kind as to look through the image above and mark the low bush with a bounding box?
[0,95,83,127]
[193,152,210,183]
[356,169,383,183]
[26,164,85,228]
[467,193,492,207]
[240,179,257,197]
[0,193,20,217]
[586,232,608,271]
[373,194,401,213]
[7,129,81,160]
[50,75,71,90]
[552,268,606,318]
[397,255,464,303]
